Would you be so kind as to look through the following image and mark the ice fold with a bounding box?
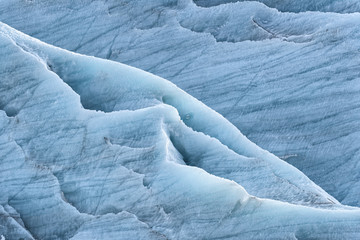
[2,0,355,207]
[1,0,358,207]
[1,21,360,239]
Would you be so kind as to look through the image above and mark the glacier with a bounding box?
[0,20,360,239]
[193,0,360,13]
[0,0,359,207]
[0,0,360,239]
[0,19,359,240]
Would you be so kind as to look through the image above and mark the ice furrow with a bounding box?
[1,13,360,239]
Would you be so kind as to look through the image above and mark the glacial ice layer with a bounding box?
[0,21,360,239]
[1,0,359,207]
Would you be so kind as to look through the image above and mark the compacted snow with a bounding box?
[0,0,359,207]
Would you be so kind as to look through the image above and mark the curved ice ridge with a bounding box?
[1,22,360,239]
[1,0,357,207]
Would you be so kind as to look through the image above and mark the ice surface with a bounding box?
[0,0,358,207]
[0,21,360,239]
[193,0,360,13]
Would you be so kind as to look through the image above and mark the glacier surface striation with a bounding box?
[0,21,359,239]
[0,0,360,239]
[1,0,359,206]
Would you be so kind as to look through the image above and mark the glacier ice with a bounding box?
[0,0,360,239]
[0,0,358,207]
[0,19,360,239]
[193,0,360,13]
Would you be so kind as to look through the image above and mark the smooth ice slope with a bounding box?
[0,0,358,206]
[1,22,360,239]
